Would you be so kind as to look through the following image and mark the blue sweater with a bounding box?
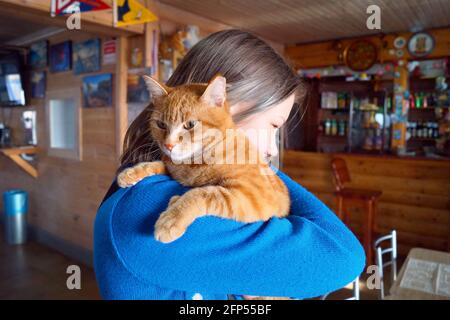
[93,170,365,300]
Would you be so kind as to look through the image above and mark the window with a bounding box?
[46,89,82,160]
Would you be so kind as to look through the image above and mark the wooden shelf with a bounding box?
[0,146,38,178]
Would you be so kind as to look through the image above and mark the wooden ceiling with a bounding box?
[0,11,51,45]
[160,0,450,44]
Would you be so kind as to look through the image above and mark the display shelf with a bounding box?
[0,146,38,178]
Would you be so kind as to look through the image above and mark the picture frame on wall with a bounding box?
[31,71,46,99]
[29,41,48,69]
[82,73,112,108]
[407,32,435,58]
[127,67,152,103]
[73,38,101,75]
[49,41,72,73]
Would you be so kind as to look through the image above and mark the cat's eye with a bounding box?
[183,120,198,130]
[155,120,167,130]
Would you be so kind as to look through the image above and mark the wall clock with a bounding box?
[408,32,434,58]
[343,40,378,72]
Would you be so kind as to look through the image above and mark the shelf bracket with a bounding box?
[1,147,38,178]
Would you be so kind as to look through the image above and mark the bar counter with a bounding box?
[282,150,450,256]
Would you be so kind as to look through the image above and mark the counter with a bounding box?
[282,150,450,256]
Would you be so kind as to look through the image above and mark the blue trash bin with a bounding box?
[3,190,28,245]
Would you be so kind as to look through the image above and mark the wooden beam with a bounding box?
[144,0,159,69]
[152,1,284,53]
[6,26,65,46]
[286,27,450,69]
[1,146,38,156]
[115,36,128,159]
[0,0,144,36]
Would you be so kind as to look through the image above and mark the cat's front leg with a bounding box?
[117,161,166,188]
[154,186,219,243]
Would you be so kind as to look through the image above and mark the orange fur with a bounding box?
[117,76,290,244]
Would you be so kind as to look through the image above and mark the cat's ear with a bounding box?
[143,76,168,99]
[201,75,226,107]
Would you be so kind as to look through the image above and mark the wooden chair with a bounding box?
[331,157,382,265]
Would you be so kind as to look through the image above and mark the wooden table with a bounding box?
[389,248,450,300]
[0,146,38,178]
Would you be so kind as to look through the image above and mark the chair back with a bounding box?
[374,230,398,300]
[331,158,351,191]
[320,276,360,300]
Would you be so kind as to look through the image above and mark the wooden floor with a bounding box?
[0,230,100,300]
[0,229,388,300]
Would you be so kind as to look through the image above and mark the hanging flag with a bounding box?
[113,0,158,27]
[51,0,111,16]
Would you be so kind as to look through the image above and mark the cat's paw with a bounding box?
[154,209,187,243]
[117,163,159,188]
[117,167,142,188]
[168,195,181,207]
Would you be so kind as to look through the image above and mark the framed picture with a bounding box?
[343,40,378,72]
[31,71,46,99]
[82,73,112,108]
[29,41,48,69]
[408,32,435,58]
[127,68,152,103]
[73,38,101,75]
[49,41,72,73]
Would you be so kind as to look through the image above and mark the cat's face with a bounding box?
[145,76,233,163]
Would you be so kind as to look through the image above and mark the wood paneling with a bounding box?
[0,0,144,36]
[282,150,450,256]
[286,27,450,69]
[160,0,450,45]
[0,31,118,252]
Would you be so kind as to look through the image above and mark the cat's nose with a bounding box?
[164,143,174,151]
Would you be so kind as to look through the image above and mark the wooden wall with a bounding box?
[0,1,285,264]
[0,31,118,253]
[282,150,450,257]
[286,27,450,69]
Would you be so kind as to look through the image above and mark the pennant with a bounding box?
[51,0,110,16]
[113,0,158,27]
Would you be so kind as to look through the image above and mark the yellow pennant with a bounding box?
[114,0,158,26]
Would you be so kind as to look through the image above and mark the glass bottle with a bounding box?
[325,119,331,136]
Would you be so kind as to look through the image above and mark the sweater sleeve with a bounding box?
[111,172,366,299]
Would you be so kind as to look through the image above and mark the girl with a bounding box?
[94,29,365,300]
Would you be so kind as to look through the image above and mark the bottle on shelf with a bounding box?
[386,95,392,111]
[428,93,436,107]
[411,122,417,138]
[324,119,331,136]
[415,92,422,109]
[337,93,347,109]
[427,122,434,138]
[331,119,338,136]
[338,120,346,136]
[409,93,416,109]
[423,93,428,108]
[417,121,423,138]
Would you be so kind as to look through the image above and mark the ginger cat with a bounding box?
[117,75,290,244]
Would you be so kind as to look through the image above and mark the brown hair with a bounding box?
[120,29,304,171]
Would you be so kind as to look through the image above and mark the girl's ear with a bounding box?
[201,75,226,107]
[143,75,168,99]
